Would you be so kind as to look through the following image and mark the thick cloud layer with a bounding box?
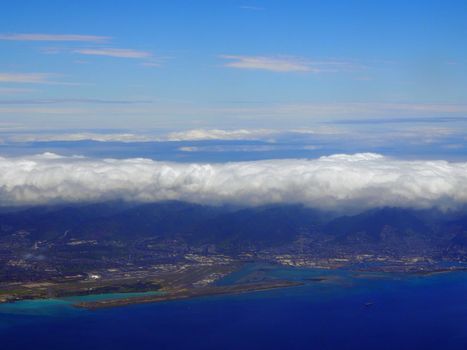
[0,152,466,210]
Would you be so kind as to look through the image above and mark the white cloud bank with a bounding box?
[0,153,466,210]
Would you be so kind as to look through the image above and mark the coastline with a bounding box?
[2,263,466,309]
[74,280,304,310]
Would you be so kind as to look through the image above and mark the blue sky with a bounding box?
[0,0,466,157]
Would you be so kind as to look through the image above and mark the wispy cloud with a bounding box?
[206,102,467,120]
[0,73,55,84]
[1,100,465,130]
[74,48,152,59]
[0,87,35,95]
[333,116,467,125]
[220,55,358,73]
[0,106,87,114]
[164,128,340,141]
[178,144,321,153]
[0,72,81,86]
[221,55,312,72]
[178,145,279,152]
[240,5,265,11]
[0,98,153,105]
[0,122,24,131]
[2,128,341,144]
[0,33,110,43]
[1,33,157,66]
[141,62,162,67]
[164,128,275,141]
[9,132,157,143]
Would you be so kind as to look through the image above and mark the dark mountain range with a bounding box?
[324,207,434,244]
[0,201,466,257]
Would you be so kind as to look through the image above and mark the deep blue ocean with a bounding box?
[1,266,466,350]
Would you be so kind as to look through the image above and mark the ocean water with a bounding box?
[0,266,466,350]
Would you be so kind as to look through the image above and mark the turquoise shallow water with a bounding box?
[1,266,466,350]
[62,291,163,303]
[0,291,162,320]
